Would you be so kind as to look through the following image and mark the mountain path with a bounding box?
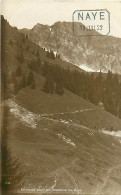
[41,108,97,117]
[11,96,97,132]
[51,166,80,195]
[95,164,121,194]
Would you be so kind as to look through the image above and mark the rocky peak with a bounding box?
[21,21,121,73]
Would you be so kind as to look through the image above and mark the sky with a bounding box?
[1,0,121,38]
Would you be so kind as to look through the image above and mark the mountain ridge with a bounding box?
[20,21,121,73]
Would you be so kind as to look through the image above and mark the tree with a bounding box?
[28,58,41,73]
[50,50,55,60]
[9,40,13,46]
[32,50,35,55]
[36,57,41,73]
[27,71,36,89]
[56,53,60,59]
[26,45,30,51]
[14,78,18,94]
[88,73,98,104]
[55,81,64,95]
[26,34,28,39]
[46,51,50,58]
[22,37,25,43]
[103,71,115,114]
[96,71,103,102]
[36,50,39,57]
[43,75,54,94]
[46,50,55,60]
[21,74,26,88]
[42,61,49,76]
[17,52,24,64]
[31,77,35,89]
[16,66,22,76]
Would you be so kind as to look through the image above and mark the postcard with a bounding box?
[1,0,121,194]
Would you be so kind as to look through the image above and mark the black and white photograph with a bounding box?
[1,0,121,194]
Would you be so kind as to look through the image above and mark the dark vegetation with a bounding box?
[1,107,24,194]
[2,147,24,194]
[28,59,121,118]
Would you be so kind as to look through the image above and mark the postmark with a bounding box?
[72,9,110,36]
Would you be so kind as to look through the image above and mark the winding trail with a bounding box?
[51,166,80,195]
[41,108,97,117]
[50,174,58,190]
[95,164,121,194]
[9,97,96,132]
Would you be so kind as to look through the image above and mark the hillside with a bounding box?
[20,21,121,73]
[2,77,121,194]
[1,16,83,79]
[1,15,121,195]
[14,72,121,130]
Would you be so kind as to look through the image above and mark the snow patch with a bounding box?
[53,51,57,57]
[78,64,96,72]
[5,99,40,129]
[77,64,108,73]
[61,55,109,73]
[58,133,76,147]
[101,129,121,138]
[60,119,69,124]
[44,47,50,52]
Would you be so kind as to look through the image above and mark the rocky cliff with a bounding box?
[20,21,121,73]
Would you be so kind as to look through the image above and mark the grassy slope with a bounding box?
[5,94,121,194]
[5,72,121,193]
[4,71,121,194]
[16,71,121,130]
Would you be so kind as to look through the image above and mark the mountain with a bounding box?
[1,16,83,79]
[2,16,121,195]
[20,21,121,73]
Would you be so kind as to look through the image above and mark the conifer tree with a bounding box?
[26,34,28,39]
[17,52,24,64]
[36,50,39,57]
[56,81,64,95]
[16,66,22,76]
[31,77,35,89]
[96,71,103,102]
[9,40,13,46]
[50,50,55,60]
[43,75,54,94]
[21,74,26,88]
[27,71,36,89]
[14,78,18,94]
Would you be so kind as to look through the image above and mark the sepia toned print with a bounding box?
[1,0,121,194]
